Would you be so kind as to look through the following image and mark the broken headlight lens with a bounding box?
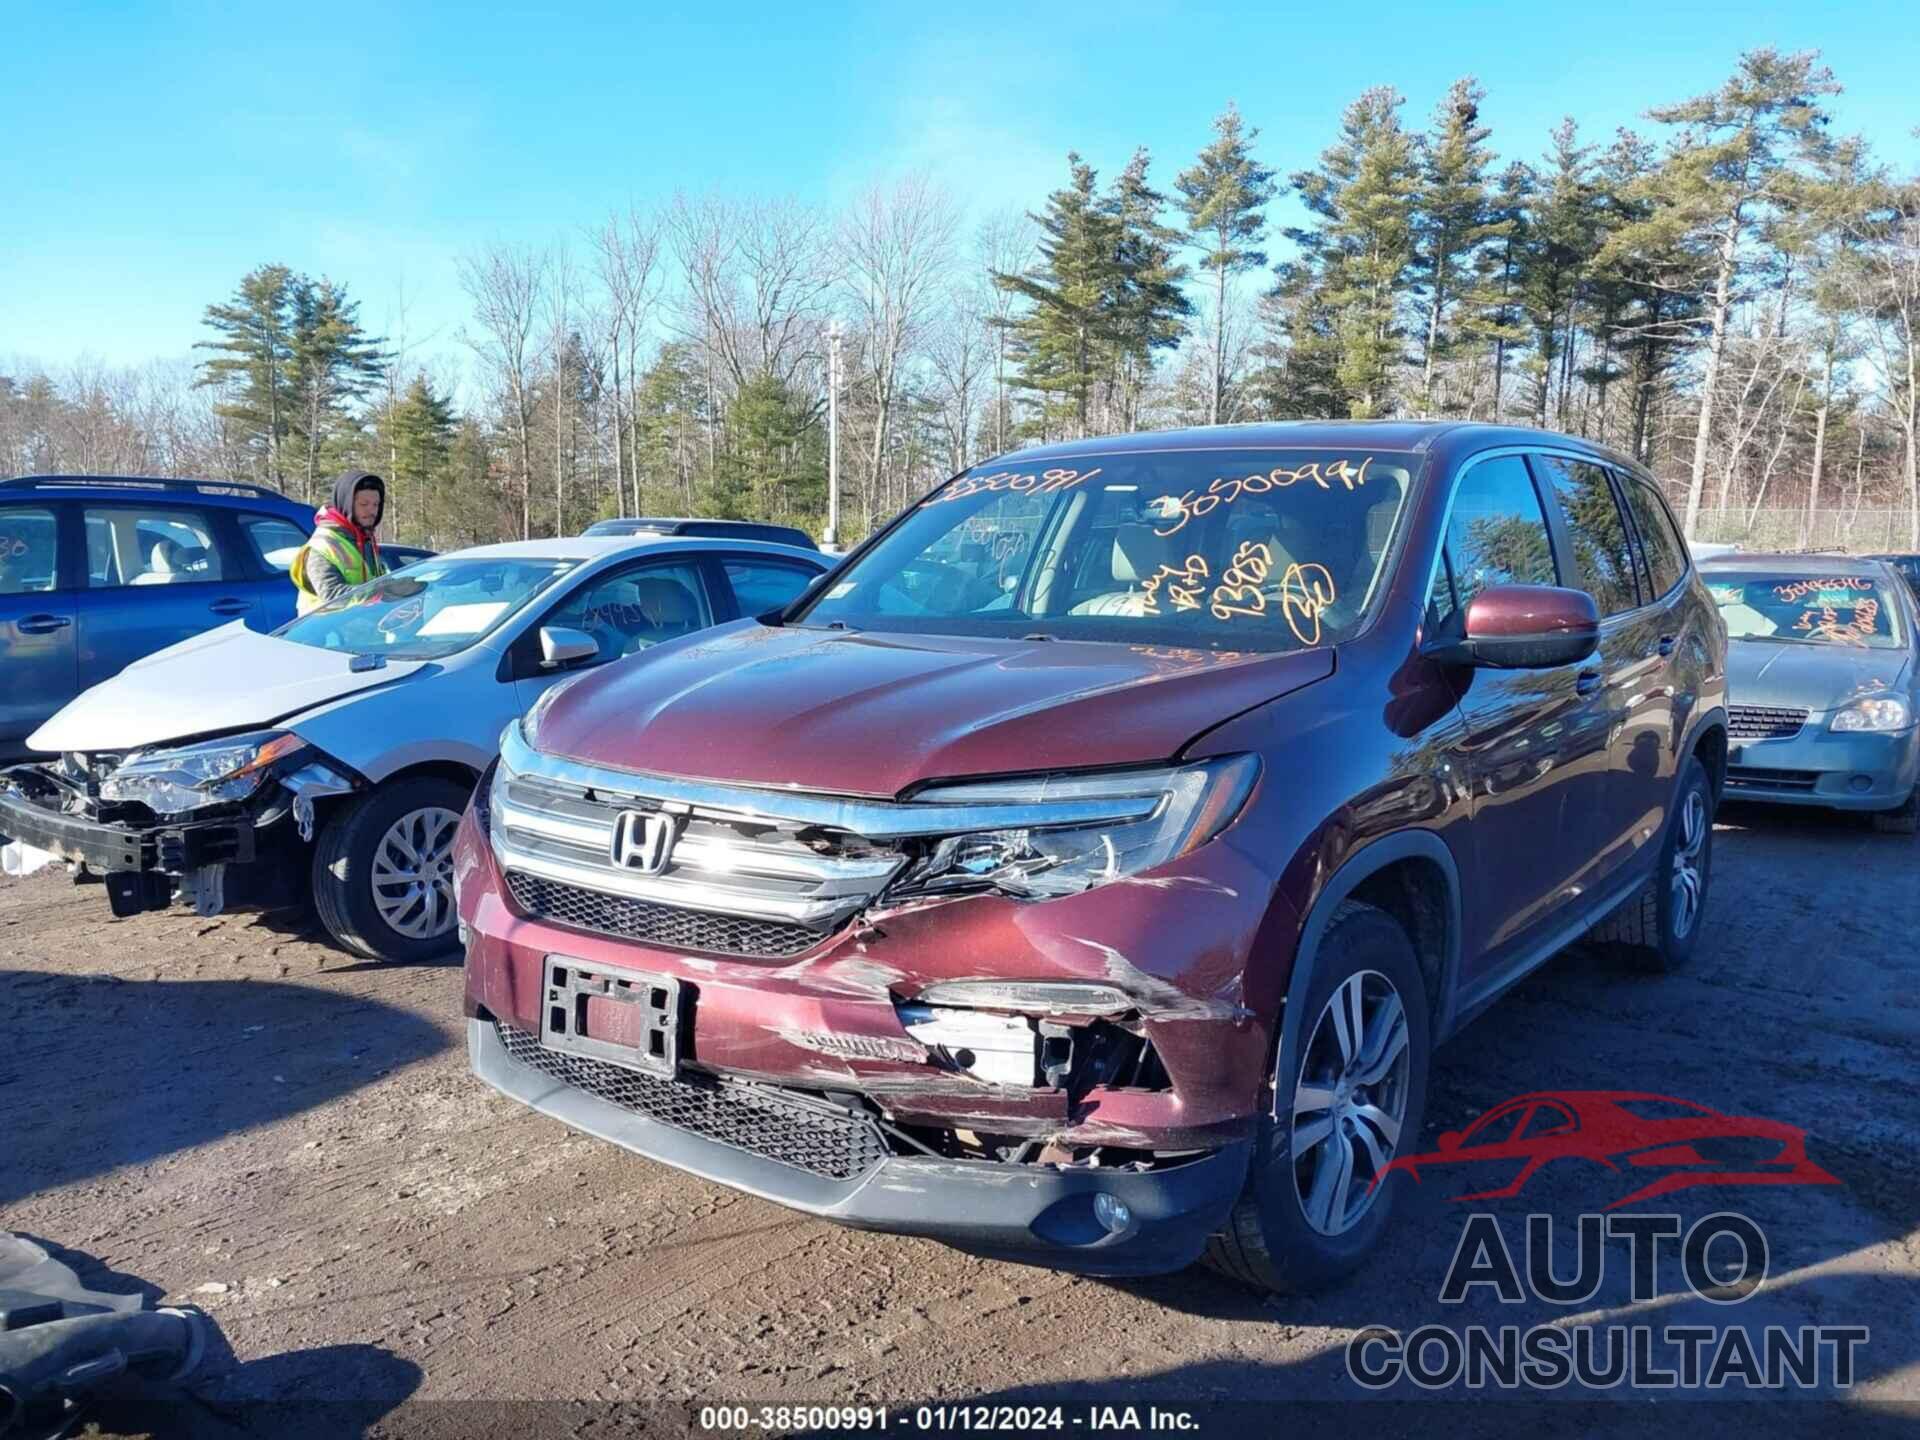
[891,755,1260,901]
[99,730,309,814]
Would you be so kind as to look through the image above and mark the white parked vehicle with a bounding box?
[0,535,830,960]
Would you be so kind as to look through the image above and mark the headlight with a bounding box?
[99,730,309,814]
[1831,697,1912,733]
[889,755,1260,901]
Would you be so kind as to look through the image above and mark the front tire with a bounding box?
[312,776,469,962]
[1205,900,1432,1295]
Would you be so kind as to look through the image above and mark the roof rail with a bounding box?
[0,474,298,502]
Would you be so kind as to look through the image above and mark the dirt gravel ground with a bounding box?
[3,802,1917,1438]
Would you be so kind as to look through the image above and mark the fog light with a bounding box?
[1849,774,1874,793]
[1093,1193,1132,1234]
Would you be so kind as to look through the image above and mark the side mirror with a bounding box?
[538,625,600,669]
[1428,584,1599,670]
[1438,1130,1463,1153]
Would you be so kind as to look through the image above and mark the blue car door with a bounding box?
[0,499,78,757]
[73,501,262,692]
[230,510,314,630]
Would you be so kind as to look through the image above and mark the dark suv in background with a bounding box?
[0,476,314,761]
[457,422,1727,1294]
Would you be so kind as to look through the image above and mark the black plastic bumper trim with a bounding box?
[469,1017,1250,1275]
[0,788,249,874]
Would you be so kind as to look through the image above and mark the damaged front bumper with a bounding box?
[0,752,358,916]
[469,1015,1251,1274]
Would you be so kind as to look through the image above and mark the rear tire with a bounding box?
[1871,787,1918,836]
[1204,900,1432,1296]
[312,776,469,962]
[1591,756,1713,973]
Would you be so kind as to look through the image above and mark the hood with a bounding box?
[28,623,426,753]
[532,622,1335,796]
[328,468,385,530]
[1726,638,1912,712]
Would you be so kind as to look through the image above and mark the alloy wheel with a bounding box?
[1290,969,1412,1237]
[370,806,461,941]
[1670,788,1708,940]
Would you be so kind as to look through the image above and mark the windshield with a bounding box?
[278,556,577,659]
[796,450,1415,651]
[1707,572,1907,650]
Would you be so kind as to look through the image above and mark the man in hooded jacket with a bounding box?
[292,470,388,613]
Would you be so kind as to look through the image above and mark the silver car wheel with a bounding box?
[369,806,461,940]
[1291,969,1412,1237]
[1670,788,1707,940]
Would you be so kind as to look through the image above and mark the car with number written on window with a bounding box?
[0,475,317,763]
[1699,552,1920,833]
[456,421,1728,1294]
[0,536,828,961]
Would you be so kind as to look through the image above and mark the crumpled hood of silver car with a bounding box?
[27,622,427,754]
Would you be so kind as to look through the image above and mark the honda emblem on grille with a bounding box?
[610,810,677,874]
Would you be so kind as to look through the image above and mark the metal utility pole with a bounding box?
[825,320,842,551]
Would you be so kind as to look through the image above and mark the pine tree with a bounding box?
[993,155,1122,438]
[1411,78,1503,416]
[196,265,297,482]
[1293,87,1420,418]
[287,278,387,500]
[1642,48,1842,536]
[1514,120,1598,428]
[1175,102,1277,423]
[1104,149,1192,430]
[1471,163,1533,419]
[387,374,456,543]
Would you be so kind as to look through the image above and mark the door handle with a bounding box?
[1576,669,1602,697]
[16,613,72,635]
[1657,633,1677,657]
[208,597,254,616]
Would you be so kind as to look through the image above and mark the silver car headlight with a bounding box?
[888,755,1260,901]
[1830,697,1911,733]
[99,730,310,814]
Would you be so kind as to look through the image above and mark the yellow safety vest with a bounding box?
[292,526,385,613]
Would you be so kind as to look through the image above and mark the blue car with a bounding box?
[0,476,315,761]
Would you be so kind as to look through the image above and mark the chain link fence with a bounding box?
[1688,508,1920,554]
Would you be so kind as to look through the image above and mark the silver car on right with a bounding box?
[1700,553,1920,833]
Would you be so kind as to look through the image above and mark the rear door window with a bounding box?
[83,505,226,587]
[1619,477,1686,598]
[721,558,821,616]
[1428,455,1558,628]
[1533,456,1641,617]
[0,505,62,595]
[240,514,309,573]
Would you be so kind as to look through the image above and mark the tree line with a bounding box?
[4,47,1918,549]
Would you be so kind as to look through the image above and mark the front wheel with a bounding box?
[312,776,470,962]
[1205,900,1433,1295]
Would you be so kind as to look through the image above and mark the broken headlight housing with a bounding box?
[889,755,1260,901]
[98,730,310,815]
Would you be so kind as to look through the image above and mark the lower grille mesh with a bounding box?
[505,870,824,958]
[496,1023,889,1180]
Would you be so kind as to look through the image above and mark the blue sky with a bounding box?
[5,1,1917,378]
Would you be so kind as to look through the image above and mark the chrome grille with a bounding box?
[495,1023,889,1179]
[1729,705,1809,741]
[506,870,823,958]
[491,767,904,935]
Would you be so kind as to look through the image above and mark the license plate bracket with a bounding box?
[539,956,683,1077]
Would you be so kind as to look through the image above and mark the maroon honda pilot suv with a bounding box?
[456,423,1727,1293]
